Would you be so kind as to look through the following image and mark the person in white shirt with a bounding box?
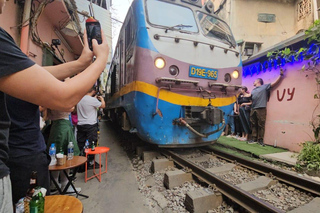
[77,87,105,166]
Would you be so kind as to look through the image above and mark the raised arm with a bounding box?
[98,96,105,109]
[0,32,109,111]
[271,69,284,88]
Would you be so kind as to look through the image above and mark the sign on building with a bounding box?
[258,13,276,23]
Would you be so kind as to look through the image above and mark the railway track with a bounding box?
[161,149,283,213]
[159,147,319,212]
[201,146,320,197]
[123,137,320,212]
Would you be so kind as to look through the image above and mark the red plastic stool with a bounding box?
[85,146,110,182]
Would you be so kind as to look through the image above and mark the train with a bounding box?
[105,0,242,147]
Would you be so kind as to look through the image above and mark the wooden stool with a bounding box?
[85,146,110,182]
[45,195,83,213]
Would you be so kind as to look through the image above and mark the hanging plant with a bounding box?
[267,19,320,72]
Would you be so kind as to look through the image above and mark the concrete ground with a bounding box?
[260,151,297,166]
[73,120,150,213]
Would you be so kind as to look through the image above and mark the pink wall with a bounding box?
[28,12,75,65]
[243,61,320,152]
[1,1,76,65]
[0,1,20,43]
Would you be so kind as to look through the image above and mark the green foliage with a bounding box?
[297,141,320,172]
[305,19,320,44]
[267,19,320,69]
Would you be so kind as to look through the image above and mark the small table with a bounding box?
[49,156,88,198]
[45,195,83,213]
[85,147,110,182]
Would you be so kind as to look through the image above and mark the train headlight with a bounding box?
[232,70,239,79]
[169,65,179,76]
[155,57,165,69]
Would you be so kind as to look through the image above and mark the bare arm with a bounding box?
[234,102,238,114]
[240,100,252,106]
[98,96,105,109]
[271,69,284,88]
[0,32,109,111]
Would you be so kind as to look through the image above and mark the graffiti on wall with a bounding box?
[277,88,295,101]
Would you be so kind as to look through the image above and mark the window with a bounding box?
[146,0,198,33]
[125,19,133,49]
[297,0,312,21]
[196,12,236,47]
[125,17,135,62]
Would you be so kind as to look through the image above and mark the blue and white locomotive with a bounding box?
[105,0,242,147]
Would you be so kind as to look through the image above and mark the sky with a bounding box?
[111,0,132,49]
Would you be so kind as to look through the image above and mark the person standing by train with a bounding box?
[0,0,109,208]
[248,70,284,146]
[237,86,252,141]
[77,87,105,168]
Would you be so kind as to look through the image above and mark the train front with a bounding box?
[130,0,242,147]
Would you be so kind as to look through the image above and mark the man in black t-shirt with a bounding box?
[0,0,109,209]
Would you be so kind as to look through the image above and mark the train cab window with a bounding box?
[196,12,236,48]
[146,0,198,33]
[125,19,133,49]
[125,17,135,63]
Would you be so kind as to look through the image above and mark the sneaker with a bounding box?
[258,139,265,146]
[247,139,257,144]
[226,135,233,138]
[239,137,247,141]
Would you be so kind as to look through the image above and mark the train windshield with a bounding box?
[197,12,236,47]
[146,0,198,33]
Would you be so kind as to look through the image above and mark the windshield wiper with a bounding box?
[222,36,235,49]
[165,24,193,33]
[211,31,235,48]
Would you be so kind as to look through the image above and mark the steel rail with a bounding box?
[202,146,320,196]
[161,149,284,213]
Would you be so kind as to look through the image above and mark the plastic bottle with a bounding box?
[49,144,56,166]
[67,142,74,160]
[84,139,89,154]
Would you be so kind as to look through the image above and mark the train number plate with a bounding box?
[189,65,218,80]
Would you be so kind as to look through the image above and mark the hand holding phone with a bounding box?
[86,17,102,51]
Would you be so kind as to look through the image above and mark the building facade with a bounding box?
[1,0,83,66]
[212,0,320,151]
[0,0,112,91]
[214,0,319,60]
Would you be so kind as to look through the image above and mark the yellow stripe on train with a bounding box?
[111,81,236,107]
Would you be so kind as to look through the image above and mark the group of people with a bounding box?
[225,72,284,146]
[0,0,109,211]
[44,86,105,193]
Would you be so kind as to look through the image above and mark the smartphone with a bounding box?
[85,17,102,51]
